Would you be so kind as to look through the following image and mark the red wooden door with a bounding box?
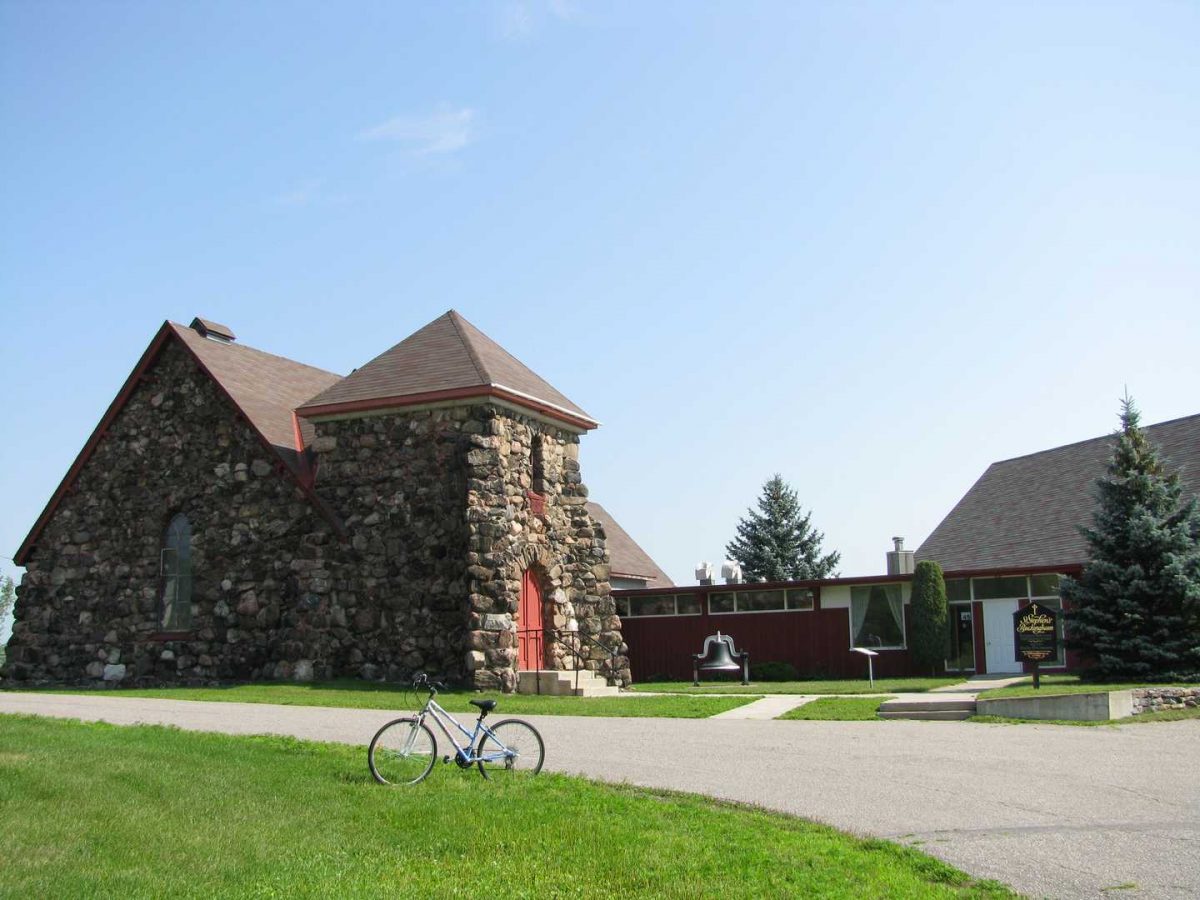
[519,568,544,670]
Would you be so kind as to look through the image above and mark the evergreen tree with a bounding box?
[0,576,14,669]
[910,560,949,675]
[1062,398,1200,681]
[726,475,840,581]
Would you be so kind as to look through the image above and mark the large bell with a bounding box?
[692,631,750,686]
[697,640,740,672]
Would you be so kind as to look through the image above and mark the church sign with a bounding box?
[1013,602,1059,687]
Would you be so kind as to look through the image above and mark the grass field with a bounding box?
[0,714,1012,898]
[778,696,894,721]
[19,678,754,718]
[971,707,1200,727]
[977,676,1195,700]
[630,677,962,695]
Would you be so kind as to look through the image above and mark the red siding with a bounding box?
[621,591,916,682]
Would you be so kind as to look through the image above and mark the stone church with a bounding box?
[4,312,670,690]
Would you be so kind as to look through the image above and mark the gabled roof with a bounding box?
[170,323,341,468]
[15,322,345,564]
[916,413,1200,572]
[296,310,597,430]
[586,502,674,586]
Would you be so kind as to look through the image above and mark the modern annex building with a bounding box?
[617,413,1200,681]
[4,312,670,690]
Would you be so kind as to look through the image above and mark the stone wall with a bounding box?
[309,401,628,692]
[3,338,625,692]
[1131,687,1200,715]
[3,341,340,685]
[459,406,628,691]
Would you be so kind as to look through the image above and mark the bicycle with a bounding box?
[368,673,545,785]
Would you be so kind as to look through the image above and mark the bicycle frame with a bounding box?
[416,695,509,764]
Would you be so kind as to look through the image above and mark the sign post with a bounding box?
[1013,602,1059,689]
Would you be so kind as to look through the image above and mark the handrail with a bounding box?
[515,625,622,694]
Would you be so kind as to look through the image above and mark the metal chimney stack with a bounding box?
[886,536,915,575]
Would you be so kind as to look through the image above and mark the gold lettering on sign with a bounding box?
[1016,613,1054,634]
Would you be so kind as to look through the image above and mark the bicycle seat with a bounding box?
[470,699,497,713]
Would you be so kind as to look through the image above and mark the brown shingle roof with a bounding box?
[916,413,1200,572]
[170,323,342,471]
[297,311,596,427]
[586,501,674,586]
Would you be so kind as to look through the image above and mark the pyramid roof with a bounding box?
[297,311,596,429]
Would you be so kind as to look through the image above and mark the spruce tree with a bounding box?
[726,475,840,581]
[910,560,949,675]
[1062,398,1200,681]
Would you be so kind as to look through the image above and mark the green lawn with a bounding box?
[630,677,962,695]
[971,706,1200,727]
[977,675,1194,700]
[19,678,754,718]
[778,696,894,721]
[0,715,1013,899]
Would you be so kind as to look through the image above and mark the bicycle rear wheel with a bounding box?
[368,717,437,785]
[476,719,544,779]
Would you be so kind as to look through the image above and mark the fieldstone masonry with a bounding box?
[3,341,627,690]
[1131,687,1200,714]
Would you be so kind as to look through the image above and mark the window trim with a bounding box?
[708,588,815,616]
[618,593,703,619]
[848,583,907,650]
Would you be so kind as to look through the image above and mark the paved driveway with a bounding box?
[2,692,1197,899]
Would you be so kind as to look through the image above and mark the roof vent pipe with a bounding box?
[721,560,742,584]
[886,536,915,576]
[695,562,714,586]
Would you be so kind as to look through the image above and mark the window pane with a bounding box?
[630,595,675,617]
[739,590,785,612]
[851,584,905,648]
[1030,574,1061,597]
[615,597,630,617]
[786,589,814,611]
[971,576,1028,600]
[946,603,975,670]
[945,579,970,604]
[676,595,702,615]
[709,593,735,614]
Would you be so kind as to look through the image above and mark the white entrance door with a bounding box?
[982,599,1022,674]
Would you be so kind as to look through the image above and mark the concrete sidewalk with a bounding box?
[3,691,1198,899]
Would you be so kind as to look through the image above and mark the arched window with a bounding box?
[531,435,546,495]
[160,513,193,631]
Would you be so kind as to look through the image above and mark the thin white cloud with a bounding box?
[497,0,581,41]
[272,179,351,210]
[357,107,477,155]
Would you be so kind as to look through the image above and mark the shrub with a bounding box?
[910,560,948,676]
[749,661,799,682]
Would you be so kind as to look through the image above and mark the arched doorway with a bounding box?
[518,567,545,670]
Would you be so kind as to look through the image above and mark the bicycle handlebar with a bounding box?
[412,672,445,694]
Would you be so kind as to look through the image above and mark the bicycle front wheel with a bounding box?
[476,719,544,779]
[369,717,437,785]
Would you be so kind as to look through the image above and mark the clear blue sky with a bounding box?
[3,1,1198,606]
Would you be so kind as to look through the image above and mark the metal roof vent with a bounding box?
[721,560,742,584]
[695,562,714,586]
[886,536,914,576]
[190,317,237,343]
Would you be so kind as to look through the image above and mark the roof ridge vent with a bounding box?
[190,317,236,343]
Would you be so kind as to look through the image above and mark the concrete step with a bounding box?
[877,709,974,721]
[877,697,977,721]
[881,700,977,713]
[517,669,617,698]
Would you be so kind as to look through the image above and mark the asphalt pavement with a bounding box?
[2,691,1197,899]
